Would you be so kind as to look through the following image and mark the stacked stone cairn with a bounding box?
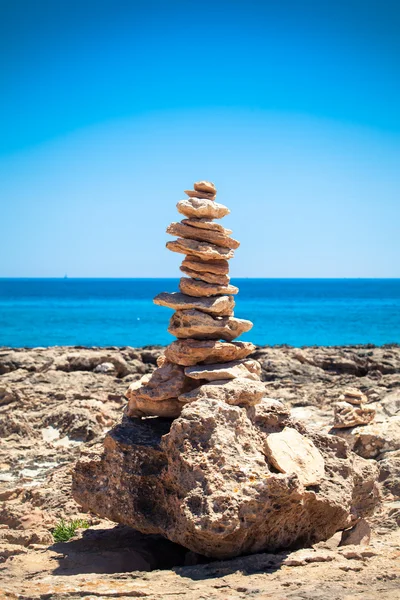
[126,180,265,419]
[333,388,376,428]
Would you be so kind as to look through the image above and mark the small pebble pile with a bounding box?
[126,181,265,418]
[333,388,376,428]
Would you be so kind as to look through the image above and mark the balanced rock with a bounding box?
[154,292,235,316]
[179,377,266,407]
[184,189,216,200]
[168,309,253,341]
[182,218,232,235]
[179,277,238,297]
[180,266,230,286]
[167,238,235,261]
[126,395,183,418]
[73,397,379,558]
[164,339,255,366]
[194,180,216,194]
[177,198,230,219]
[181,256,229,275]
[333,401,376,428]
[167,222,239,250]
[339,389,368,405]
[264,427,326,486]
[185,359,261,381]
[125,361,194,404]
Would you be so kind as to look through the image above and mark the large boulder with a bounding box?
[73,398,379,559]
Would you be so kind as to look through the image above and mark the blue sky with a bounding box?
[1,0,399,277]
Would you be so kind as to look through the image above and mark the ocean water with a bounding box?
[0,278,399,348]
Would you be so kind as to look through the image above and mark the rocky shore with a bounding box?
[1,344,399,598]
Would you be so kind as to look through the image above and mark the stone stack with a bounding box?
[126,181,264,419]
[333,388,376,428]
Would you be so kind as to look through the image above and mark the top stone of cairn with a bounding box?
[184,180,217,200]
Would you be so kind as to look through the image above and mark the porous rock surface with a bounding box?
[72,396,379,558]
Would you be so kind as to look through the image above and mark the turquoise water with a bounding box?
[0,278,399,348]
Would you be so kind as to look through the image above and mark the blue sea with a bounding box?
[0,278,399,348]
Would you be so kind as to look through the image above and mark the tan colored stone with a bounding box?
[333,402,376,428]
[184,189,216,200]
[264,427,325,486]
[185,359,261,381]
[178,377,266,407]
[153,292,234,316]
[177,198,229,219]
[340,518,371,546]
[166,222,240,250]
[179,277,238,297]
[164,340,255,366]
[167,238,235,261]
[168,309,253,341]
[339,389,368,405]
[194,180,217,194]
[180,266,230,286]
[181,256,229,274]
[125,362,194,404]
[182,218,232,235]
[126,396,183,418]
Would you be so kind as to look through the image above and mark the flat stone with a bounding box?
[185,359,261,381]
[194,180,216,194]
[181,256,229,275]
[179,377,266,407]
[180,266,230,286]
[167,238,235,261]
[164,340,255,366]
[340,518,371,546]
[339,389,368,405]
[154,292,234,316]
[333,401,376,428]
[167,222,239,250]
[179,278,238,297]
[264,427,325,486]
[182,218,232,235]
[126,396,183,418]
[177,198,230,219]
[125,362,195,404]
[168,309,253,341]
[184,189,216,200]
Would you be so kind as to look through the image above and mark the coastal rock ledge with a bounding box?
[72,397,379,559]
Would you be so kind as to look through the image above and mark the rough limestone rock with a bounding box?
[168,309,253,341]
[264,427,326,486]
[180,266,230,286]
[333,401,376,428]
[167,238,235,261]
[164,339,255,366]
[182,217,232,235]
[194,180,216,194]
[154,292,235,316]
[73,398,380,559]
[126,395,183,418]
[184,189,216,200]
[179,277,238,297]
[177,198,230,219]
[184,359,261,381]
[167,222,240,249]
[181,256,230,274]
[178,377,266,406]
[339,389,368,405]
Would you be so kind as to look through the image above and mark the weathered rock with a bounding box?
[167,238,235,261]
[180,266,230,285]
[184,189,216,200]
[264,427,326,486]
[167,222,239,250]
[154,292,234,316]
[340,518,371,546]
[333,401,376,428]
[185,359,261,381]
[125,362,195,407]
[193,180,217,194]
[164,340,255,366]
[178,377,266,407]
[168,310,253,342]
[126,396,183,418]
[339,389,368,405]
[179,277,238,297]
[73,397,380,559]
[177,198,229,219]
[181,256,230,274]
[182,218,232,235]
